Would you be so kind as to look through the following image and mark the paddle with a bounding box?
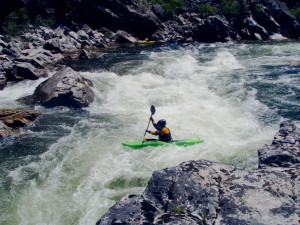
[143,105,156,138]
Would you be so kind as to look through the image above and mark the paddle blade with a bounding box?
[150,105,156,115]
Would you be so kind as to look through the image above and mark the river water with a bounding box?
[0,41,299,225]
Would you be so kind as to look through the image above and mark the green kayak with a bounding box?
[122,139,204,149]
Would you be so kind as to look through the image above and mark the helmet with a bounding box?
[158,119,166,127]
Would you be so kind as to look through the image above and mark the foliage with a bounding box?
[150,0,186,14]
[33,15,55,27]
[220,0,239,16]
[171,205,186,214]
[196,4,217,17]
[2,8,30,37]
[292,8,300,20]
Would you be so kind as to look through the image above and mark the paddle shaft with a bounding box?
[143,105,156,137]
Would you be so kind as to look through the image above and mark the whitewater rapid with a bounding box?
[1,41,299,225]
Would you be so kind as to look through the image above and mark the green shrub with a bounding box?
[151,0,186,14]
[220,0,239,16]
[2,8,30,37]
[196,4,217,17]
[292,8,300,20]
[33,15,55,27]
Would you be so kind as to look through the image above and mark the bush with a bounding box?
[151,0,186,14]
[196,4,217,17]
[2,8,30,37]
[220,0,239,16]
[292,8,300,20]
[33,15,55,27]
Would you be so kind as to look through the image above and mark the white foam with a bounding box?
[4,43,283,225]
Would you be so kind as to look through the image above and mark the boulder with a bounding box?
[18,48,64,68]
[79,49,90,59]
[97,160,299,225]
[43,37,81,54]
[115,30,137,43]
[0,109,44,129]
[193,16,238,43]
[0,71,7,90]
[97,122,300,225]
[13,62,48,81]
[258,122,300,168]
[28,67,94,108]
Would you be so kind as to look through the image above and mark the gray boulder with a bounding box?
[13,62,48,81]
[115,30,137,43]
[97,160,299,225]
[29,67,94,108]
[259,122,300,168]
[97,122,300,225]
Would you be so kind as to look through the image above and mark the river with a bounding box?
[0,41,299,225]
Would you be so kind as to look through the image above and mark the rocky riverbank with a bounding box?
[1,0,300,91]
[97,122,300,225]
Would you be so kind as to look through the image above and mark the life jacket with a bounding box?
[149,122,173,142]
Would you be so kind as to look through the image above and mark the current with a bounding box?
[0,41,299,225]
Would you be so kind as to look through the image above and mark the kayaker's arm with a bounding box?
[150,117,163,130]
[146,130,159,135]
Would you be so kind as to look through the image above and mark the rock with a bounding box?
[0,109,44,129]
[97,160,299,225]
[240,15,269,40]
[115,30,137,43]
[79,49,90,59]
[27,67,94,108]
[193,16,238,43]
[18,48,64,68]
[0,71,7,90]
[43,37,82,54]
[263,0,300,38]
[258,122,300,168]
[77,30,89,40]
[13,62,48,81]
[0,121,11,138]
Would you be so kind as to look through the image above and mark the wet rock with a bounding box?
[79,49,90,59]
[26,67,94,108]
[0,109,44,129]
[0,121,11,138]
[258,122,300,168]
[0,71,7,90]
[97,160,299,225]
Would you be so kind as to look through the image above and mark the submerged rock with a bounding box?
[23,67,94,108]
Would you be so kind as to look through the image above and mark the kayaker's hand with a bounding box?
[150,116,154,122]
[145,130,149,133]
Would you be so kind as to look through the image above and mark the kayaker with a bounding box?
[145,117,173,142]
